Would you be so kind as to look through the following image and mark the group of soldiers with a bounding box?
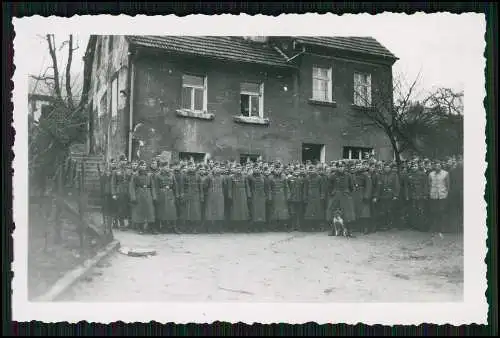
[98,154,463,237]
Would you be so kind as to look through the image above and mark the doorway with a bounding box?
[302,143,325,164]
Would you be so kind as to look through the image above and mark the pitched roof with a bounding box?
[292,37,398,60]
[126,36,295,68]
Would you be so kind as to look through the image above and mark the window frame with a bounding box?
[239,153,261,165]
[178,151,207,163]
[342,146,374,160]
[312,65,333,103]
[181,74,208,113]
[240,82,264,118]
[353,72,372,107]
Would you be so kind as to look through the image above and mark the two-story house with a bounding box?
[82,35,398,164]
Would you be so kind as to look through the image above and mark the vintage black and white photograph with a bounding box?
[13,13,487,324]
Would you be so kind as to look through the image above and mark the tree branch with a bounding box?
[46,34,62,102]
[65,34,74,109]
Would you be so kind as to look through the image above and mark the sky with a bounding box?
[25,14,480,101]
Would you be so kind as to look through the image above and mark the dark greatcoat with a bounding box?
[203,173,226,221]
[269,174,289,221]
[352,171,372,219]
[110,168,130,218]
[304,172,325,220]
[99,171,113,216]
[228,173,250,221]
[154,171,178,221]
[376,172,401,200]
[182,171,203,221]
[327,172,356,223]
[408,170,429,200]
[129,171,156,224]
[247,173,268,222]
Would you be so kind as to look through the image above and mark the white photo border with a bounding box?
[12,13,488,325]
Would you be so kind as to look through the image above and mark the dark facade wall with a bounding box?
[295,53,394,161]
[130,50,394,163]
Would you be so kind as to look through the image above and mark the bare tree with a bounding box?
[422,87,464,116]
[29,34,87,195]
[348,71,459,163]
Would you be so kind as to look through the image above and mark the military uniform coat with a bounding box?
[154,172,178,221]
[129,172,156,223]
[407,170,429,200]
[182,171,203,221]
[327,172,356,222]
[352,171,373,219]
[375,172,401,200]
[269,174,290,221]
[203,174,226,221]
[247,174,267,222]
[304,173,325,220]
[110,168,130,218]
[99,171,113,216]
[228,173,250,221]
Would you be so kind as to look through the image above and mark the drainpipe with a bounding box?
[127,50,136,161]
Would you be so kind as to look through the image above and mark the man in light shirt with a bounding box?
[428,161,450,235]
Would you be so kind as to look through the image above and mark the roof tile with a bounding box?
[127,36,294,68]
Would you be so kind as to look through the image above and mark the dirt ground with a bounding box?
[60,228,463,302]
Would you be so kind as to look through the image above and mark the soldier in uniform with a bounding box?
[268,164,290,231]
[352,162,373,234]
[221,165,232,232]
[99,159,115,233]
[247,166,268,231]
[173,162,185,233]
[154,161,178,233]
[304,165,325,231]
[287,167,305,232]
[407,162,429,231]
[202,165,226,233]
[182,163,203,233]
[111,155,130,230]
[327,162,355,236]
[398,162,411,230]
[376,163,400,230]
[228,165,250,232]
[129,160,157,234]
[366,163,380,233]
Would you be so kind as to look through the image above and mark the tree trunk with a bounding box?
[388,133,402,165]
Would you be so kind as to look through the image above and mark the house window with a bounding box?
[240,154,261,165]
[312,66,332,102]
[354,72,372,107]
[240,82,264,117]
[179,152,206,163]
[302,143,326,164]
[181,74,207,112]
[110,76,119,134]
[342,146,374,160]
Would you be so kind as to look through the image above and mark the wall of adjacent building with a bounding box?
[88,35,130,161]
